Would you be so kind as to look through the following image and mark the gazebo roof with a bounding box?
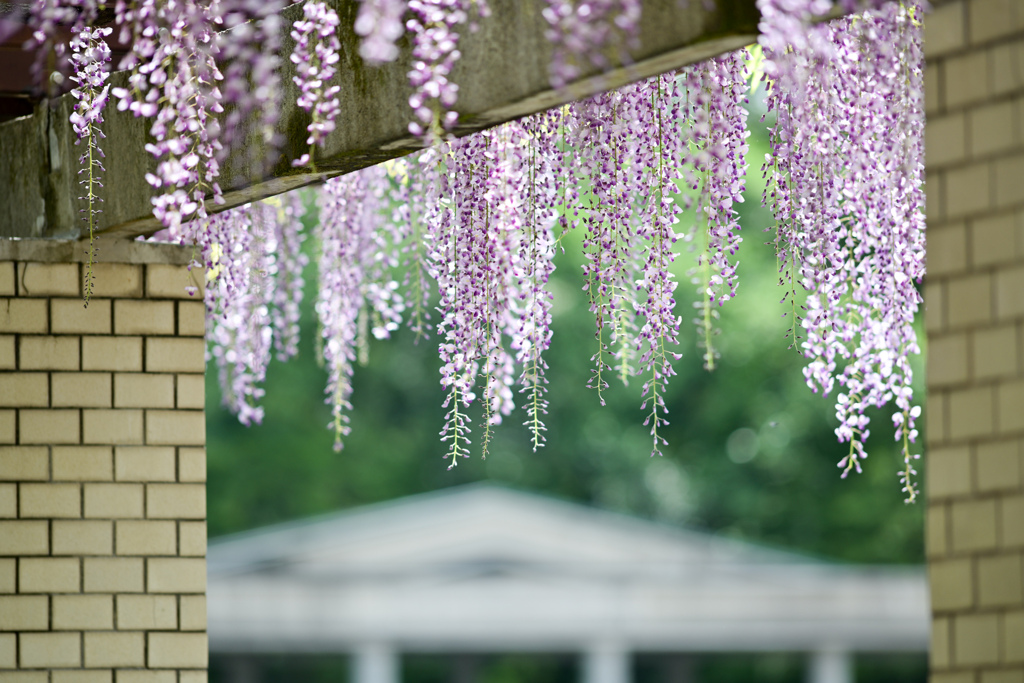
[208,484,928,655]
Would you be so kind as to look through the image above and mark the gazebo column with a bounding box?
[352,642,400,683]
[582,641,631,683]
[663,654,696,682]
[226,654,262,683]
[453,653,483,683]
[806,648,853,683]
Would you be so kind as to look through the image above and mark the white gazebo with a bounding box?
[207,485,929,683]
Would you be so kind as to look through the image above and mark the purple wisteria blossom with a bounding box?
[269,193,309,361]
[205,194,307,425]
[684,52,750,371]
[25,0,928,494]
[420,114,562,465]
[405,0,488,140]
[69,24,113,304]
[415,142,472,465]
[219,0,288,175]
[513,115,560,452]
[390,158,434,340]
[627,73,689,455]
[290,1,342,168]
[112,0,225,250]
[450,131,514,455]
[355,0,408,63]
[760,0,926,500]
[430,135,486,466]
[565,65,748,457]
[317,169,406,451]
[476,127,523,453]
[207,205,275,427]
[27,0,96,95]
[572,90,642,393]
[542,0,641,88]
[69,27,113,140]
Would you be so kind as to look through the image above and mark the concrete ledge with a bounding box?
[0,239,191,265]
[0,0,761,240]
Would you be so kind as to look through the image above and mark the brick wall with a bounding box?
[0,240,208,682]
[924,1,1024,681]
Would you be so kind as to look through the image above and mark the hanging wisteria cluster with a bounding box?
[36,0,926,498]
[291,1,342,168]
[542,0,642,88]
[206,193,308,427]
[405,0,489,139]
[67,24,113,304]
[759,0,926,500]
[218,0,287,170]
[110,0,226,237]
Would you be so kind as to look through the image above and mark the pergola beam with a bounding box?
[0,0,761,241]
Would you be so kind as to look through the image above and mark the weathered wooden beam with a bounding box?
[0,0,761,240]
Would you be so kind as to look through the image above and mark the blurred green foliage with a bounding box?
[206,108,925,566]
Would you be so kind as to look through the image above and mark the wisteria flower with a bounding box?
[291,1,342,168]
[69,24,113,304]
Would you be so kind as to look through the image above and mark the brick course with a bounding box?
[20,335,79,371]
[52,372,113,408]
[19,558,80,593]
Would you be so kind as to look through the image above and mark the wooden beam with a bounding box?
[0,0,760,240]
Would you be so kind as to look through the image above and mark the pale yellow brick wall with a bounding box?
[925,1,1024,681]
[0,241,208,681]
